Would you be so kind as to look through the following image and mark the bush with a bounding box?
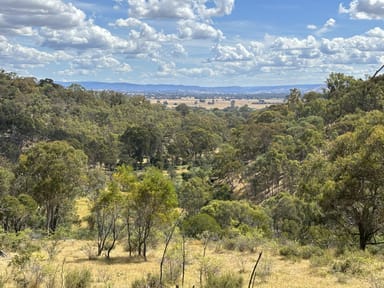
[300,245,324,259]
[222,232,261,253]
[65,268,92,288]
[331,258,363,275]
[279,243,324,260]
[310,251,333,268]
[205,272,243,288]
[331,251,371,275]
[279,243,301,260]
[182,213,221,238]
[131,274,159,288]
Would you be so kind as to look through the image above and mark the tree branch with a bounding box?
[372,64,384,78]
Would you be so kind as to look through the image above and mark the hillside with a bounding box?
[2,70,384,287]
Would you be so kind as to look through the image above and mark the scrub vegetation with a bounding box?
[2,69,384,287]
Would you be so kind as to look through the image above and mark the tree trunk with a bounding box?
[358,223,368,250]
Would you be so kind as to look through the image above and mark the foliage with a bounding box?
[201,200,272,237]
[182,213,221,238]
[90,181,125,258]
[4,69,384,256]
[321,115,384,250]
[15,140,87,233]
[64,268,92,288]
[131,274,160,288]
[205,272,243,288]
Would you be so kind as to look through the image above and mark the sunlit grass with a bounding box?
[1,236,380,288]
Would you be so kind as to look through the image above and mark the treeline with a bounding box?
[2,68,384,264]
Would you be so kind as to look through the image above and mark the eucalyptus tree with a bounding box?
[322,113,384,250]
[16,141,87,233]
[132,167,178,260]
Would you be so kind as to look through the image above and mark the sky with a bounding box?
[1,0,384,87]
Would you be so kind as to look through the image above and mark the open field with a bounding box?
[149,97,285,110]
[1,237,382,288]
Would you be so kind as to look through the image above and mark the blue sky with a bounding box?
[1,0,384,86]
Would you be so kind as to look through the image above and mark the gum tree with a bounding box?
[16,141,87,233]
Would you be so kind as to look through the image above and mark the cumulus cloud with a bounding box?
[0,35,60,67]
[178,67,215,77]
[127,0,195,19]
[171,43,187,57]
[127,0,234,20]
[178,20,224,39]
[0,0,133,51]
[211,43,253,62]
[40,21,124,49]
[339,0,384,19]
[0,0,86,34]
[196,0,235,19]
[207,31,384,79]
[307,18,336,35]
[114,17,176,42]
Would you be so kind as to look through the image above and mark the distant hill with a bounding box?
[58,81,324,98]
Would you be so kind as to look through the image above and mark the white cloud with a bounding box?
[114,17,176,42]
[171,43,187,57]
[178,67,215,77]
[206,30,384,81]
[0,0,86,35]
[0,35,57,67]
[339,0,384,19]
[211,43,253,62]
[366,26,384,37]
[40,21,124,49]
[127,0,195,19]
[308,18,336,35]
[126,0,234,20]
[178,20,224,39]
[196,0,235,19]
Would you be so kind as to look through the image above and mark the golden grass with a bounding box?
[149,97,284,110]
[1,237,381,288]
[1,199,381,287]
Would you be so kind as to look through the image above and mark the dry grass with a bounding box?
[149,97,284,110]
[1,200,381,287]
[1,237,381,288]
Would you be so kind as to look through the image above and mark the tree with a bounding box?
[112,165,138,257]
[132,167,178,260]
[16,141,87,233]
[322,119,384,250]
[91,181,125,258]
[177,176,212,216]
[211,144,243,192]
[201,200,271,237]
[119,123,162,167]
[0,165,14,197]
[0,194,38,233]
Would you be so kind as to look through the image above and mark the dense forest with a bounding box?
[2,69,384,287]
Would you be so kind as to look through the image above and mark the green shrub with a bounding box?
[279,243,324,261]
[300,245,324,259]
[279,243,301,260]
[182,213,221,238]
[331,251,370,275]
[331,258,366,275]
[205,272,243,288]
[64,268,92,288]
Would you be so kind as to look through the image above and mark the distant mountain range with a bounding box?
[59,81,324,98]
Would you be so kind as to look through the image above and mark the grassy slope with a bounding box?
[1,238,380,288]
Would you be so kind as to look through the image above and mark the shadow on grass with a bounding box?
[70,255,147,265]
